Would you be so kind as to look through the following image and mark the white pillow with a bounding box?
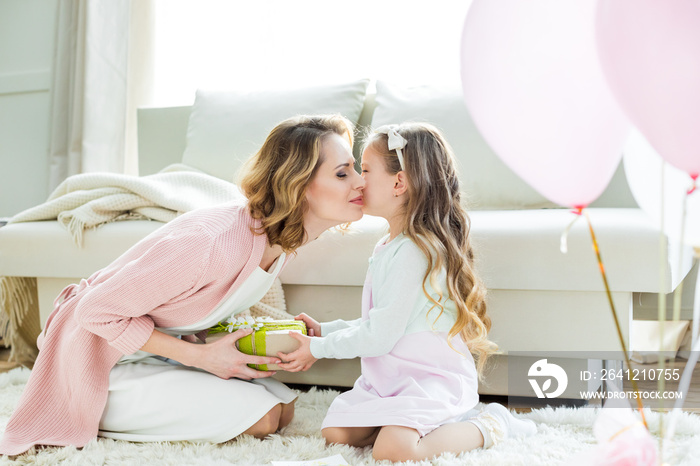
[370,81,557,210]
[183,80,370,182]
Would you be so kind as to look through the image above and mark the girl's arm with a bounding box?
[294,313,321,336]
[276,331,317,372]
[141,328,280,379]
[279,314,363,372]
[296,312,362,337]
[279,240,429,369]
[321,317,362,336]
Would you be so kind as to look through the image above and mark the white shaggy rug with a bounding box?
[1,368,699,465]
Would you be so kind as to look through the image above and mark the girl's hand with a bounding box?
[194,329,281,380]
[277,331,318,372]
[295,313,321,337]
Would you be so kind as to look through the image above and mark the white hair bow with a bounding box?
[375,125,407,170]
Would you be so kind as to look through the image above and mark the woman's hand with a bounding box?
[295,313,321,337]
[277,331,318,372]
[192,329,281,380]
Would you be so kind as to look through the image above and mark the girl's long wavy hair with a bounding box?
[238,114,354,252]
[364,122,496,377]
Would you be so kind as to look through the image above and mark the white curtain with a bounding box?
[48,0,154,192]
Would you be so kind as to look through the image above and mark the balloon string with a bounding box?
[560,216,579,253]
[664,248,700,456]
[683,177,699,345]
[671,177,691,324]
[560,206,584,254]
[687,174,698,195]
[664,336,700,450]
[583,210,648,428]
[657,163,667,456]
[660,172,699,458]
[694,247,700,361]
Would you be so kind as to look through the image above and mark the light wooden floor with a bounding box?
[623,359,700,413]
[1,341,697,413]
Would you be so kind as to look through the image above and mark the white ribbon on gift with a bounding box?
[375,125,407,170]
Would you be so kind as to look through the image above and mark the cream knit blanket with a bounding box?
[10,163,244,246]
[1,164,293,365]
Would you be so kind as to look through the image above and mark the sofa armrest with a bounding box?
[0,220,165,278]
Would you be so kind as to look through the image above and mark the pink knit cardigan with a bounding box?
[0,201,270,455]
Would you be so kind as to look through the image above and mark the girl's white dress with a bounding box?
[310,235,480,437]
[98,253,297,442]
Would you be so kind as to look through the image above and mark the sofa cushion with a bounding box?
[279,215,388,286]
[370,81,557,211]
[470,208,692,292]
[182,80,370,183]
[1,209,689,293]
[282,209,692,292]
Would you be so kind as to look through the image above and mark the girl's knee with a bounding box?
[372,438,413,462]
[322,427,345,445]
[372,427,419,462]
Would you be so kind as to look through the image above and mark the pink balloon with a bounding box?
[596,0,700,177]
[460,0,630,208]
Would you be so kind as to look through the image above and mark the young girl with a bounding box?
[280,123,536,462]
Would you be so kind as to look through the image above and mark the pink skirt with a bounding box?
[321,331,479,437]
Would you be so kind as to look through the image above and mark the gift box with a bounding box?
[209,316,307,371]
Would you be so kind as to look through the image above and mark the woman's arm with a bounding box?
[141,328,281,380]
[74,228,216,356]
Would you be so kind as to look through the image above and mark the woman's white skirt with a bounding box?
[98,361,297,443]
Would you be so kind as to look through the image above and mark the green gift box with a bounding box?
[209,317,307,371]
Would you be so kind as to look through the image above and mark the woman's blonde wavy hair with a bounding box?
[363,122,497,377]
[238,114,354,252]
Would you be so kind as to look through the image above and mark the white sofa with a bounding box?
[0,79,695,397]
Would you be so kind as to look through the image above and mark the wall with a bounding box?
[0,0,57,217]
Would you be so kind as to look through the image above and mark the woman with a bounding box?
[0,114,365,455]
